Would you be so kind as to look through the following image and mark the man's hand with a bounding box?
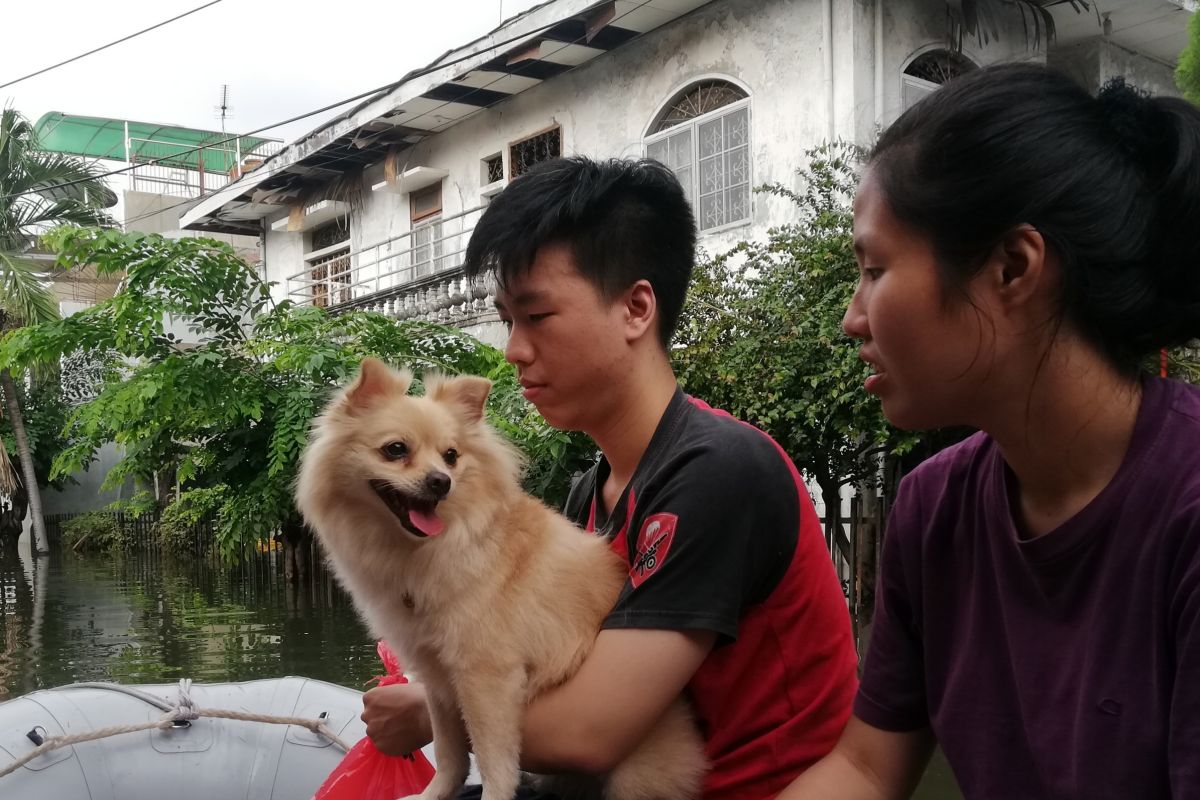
[361,682,434,756]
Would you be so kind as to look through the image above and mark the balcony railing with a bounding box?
[127,139,284,200]
[284,205,494,324]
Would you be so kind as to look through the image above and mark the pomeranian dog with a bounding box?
[296,359,706,800]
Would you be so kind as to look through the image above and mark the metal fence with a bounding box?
[285,205,486,310]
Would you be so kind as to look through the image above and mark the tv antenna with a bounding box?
[215,84,233,134]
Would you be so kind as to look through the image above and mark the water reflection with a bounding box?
[0,547,379,699]
[0,547,962,799]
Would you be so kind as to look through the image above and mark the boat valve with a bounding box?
[26,726,46,746]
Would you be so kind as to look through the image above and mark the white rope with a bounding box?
[0,679,352,780]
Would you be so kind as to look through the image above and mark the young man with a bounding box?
[360,156,858,799]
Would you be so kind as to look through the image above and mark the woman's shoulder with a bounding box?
[900,431,997,498]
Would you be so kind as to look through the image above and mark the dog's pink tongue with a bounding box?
[410,508,445,537]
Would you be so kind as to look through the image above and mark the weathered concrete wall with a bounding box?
[263,216,306,305]
[42,442,133,516]
[262,0,1049,319]
[1051,37,1181,98]
[878,0,1037,125]
[124,190,260,248]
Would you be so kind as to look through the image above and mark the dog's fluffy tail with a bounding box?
[602,699,708,800]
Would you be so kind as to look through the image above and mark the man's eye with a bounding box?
[863,268,884,281]
[528,313,551,322]
[381,442,408,461]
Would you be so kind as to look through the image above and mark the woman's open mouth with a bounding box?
[369,480,445,537]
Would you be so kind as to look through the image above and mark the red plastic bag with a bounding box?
[312,641,436,800]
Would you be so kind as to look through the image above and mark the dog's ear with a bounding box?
[428,375,492,423]
[344,358,412,411]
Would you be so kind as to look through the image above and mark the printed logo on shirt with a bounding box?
[630,513,677,589]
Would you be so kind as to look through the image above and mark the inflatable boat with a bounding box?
[0,677,378,799]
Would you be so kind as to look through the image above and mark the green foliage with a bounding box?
[675,143,919,497]
[0,375,73,490]
[2,227,593,553]
[0,108,112,328]
[106,489,158,519]
[158,487,225,554]
[1177,11,1200,106]
[1166,344,1200,384]
[62,511,129,553]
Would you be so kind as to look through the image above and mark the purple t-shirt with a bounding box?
[856,375,1200,799]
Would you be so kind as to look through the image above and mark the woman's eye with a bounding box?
[381,441,408,461]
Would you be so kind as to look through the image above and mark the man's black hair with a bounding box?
[464,156,697,346]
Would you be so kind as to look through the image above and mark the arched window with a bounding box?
[645,80,750,233]
[901,49,977,111]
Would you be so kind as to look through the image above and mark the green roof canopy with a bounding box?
[33,112,278,174]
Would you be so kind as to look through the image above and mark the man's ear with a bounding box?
[343,358,412,411]
[427,374,493,423]
[623,279,659,343]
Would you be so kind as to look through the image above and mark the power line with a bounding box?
[15,0,656,209]
[121,0,659,230]
[0,0,225,91]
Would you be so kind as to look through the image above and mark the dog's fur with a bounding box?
[296,359,707,800]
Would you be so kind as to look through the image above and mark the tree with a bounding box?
[0,376,73,549]
[1177,9,1200,105]
[674,144,921,556]
[0,228,594,575]
[946,0,1093,49]
[0,108,113,554]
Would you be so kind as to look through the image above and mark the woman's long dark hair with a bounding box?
[870,63,1200,373]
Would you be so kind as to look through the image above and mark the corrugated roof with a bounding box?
[33,112,280,174]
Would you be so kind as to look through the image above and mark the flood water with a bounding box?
[0,547,961,798]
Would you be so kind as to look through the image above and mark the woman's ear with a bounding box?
[991,224,1051,311]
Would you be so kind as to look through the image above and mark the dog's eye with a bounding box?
[443,448,458,466]
[381,442,409,461]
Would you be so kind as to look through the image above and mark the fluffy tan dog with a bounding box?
[296,359,706,800]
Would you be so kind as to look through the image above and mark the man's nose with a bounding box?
[504,325,532,365]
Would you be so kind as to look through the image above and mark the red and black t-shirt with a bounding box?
[563,389,859,800]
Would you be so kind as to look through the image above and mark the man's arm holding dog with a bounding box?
[362,627,713,773]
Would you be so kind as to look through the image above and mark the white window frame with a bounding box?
[411,216,445,278]
[304,218,352,308]
[900,74,938,112]
[644,97,752,235]
[899,46,979,113]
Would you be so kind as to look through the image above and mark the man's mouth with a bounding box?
[369,480,445,537]
[520,379,546,402]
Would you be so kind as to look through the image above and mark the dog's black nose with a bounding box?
[425,471,451,499]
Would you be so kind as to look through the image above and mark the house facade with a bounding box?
[181,0,1194,348]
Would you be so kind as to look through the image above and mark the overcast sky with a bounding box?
[2,0,546,145]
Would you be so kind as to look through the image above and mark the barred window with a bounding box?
[901,49,977,111]
[645,81,750,233]
[509,127,561,179]
[308,218,350,308]
[483,154,504,184]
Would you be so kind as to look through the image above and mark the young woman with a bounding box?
[779,63,1200,799]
